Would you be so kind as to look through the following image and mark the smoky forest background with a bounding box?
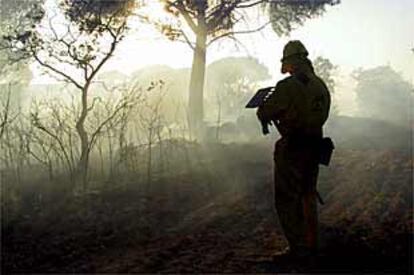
[1,0,413,273]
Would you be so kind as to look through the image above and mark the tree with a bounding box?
[0,0,43,106]
[1,0,135,184]
[0,85,14,140]
[313,56,338,114]
[0,0,45,65]
[206,56,270,118]
[267,0,339,35]
[353,66,413,128]
[155,0,339,130]
[56,0,339,131]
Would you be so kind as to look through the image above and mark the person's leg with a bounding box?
[275,192,306,254]
[303,190,318,252]
[302,157,320,254]
[274,140,307,254]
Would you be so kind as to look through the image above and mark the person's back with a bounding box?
[259,62,330,141]
[290,67,331,138]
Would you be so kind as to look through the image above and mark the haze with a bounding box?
[31,0,414,115]
[2,1,413,273]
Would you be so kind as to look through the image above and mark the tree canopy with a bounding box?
[353,66,413,127]
[268,0,339,36]
[206,57,270,117]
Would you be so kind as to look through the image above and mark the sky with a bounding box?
[105,0,414,77]
[31,0,414,114]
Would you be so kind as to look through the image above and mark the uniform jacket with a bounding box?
[257,63,331,141]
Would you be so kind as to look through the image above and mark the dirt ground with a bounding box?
[2,144,413,274]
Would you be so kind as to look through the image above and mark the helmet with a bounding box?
[281,40,308,63]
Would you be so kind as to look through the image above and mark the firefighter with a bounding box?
[257,40,331,257]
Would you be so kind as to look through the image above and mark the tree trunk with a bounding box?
[188,30,207,133]
[76,86,90,188]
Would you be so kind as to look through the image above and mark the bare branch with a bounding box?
[207,20,271,46]
[236,0,268,9]
[86,22,125,83]
[30,112,73,173]
[0,84,12,139]
[179,29,195,50]
[31,48,84,90]
[89,100,130,150]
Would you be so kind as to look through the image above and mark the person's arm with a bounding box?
[257,81,291,123]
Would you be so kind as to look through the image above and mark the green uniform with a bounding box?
[257,61,331,255]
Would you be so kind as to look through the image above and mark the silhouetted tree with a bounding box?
[156,0,339,129]
[267,0,339,35]
[1,0,135,184]
[313,56,338,114]
[0,0,42,104]
[0,85,13,140]
[46,0,339,131]
[353,66,413,127]
[0,0,45,65]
